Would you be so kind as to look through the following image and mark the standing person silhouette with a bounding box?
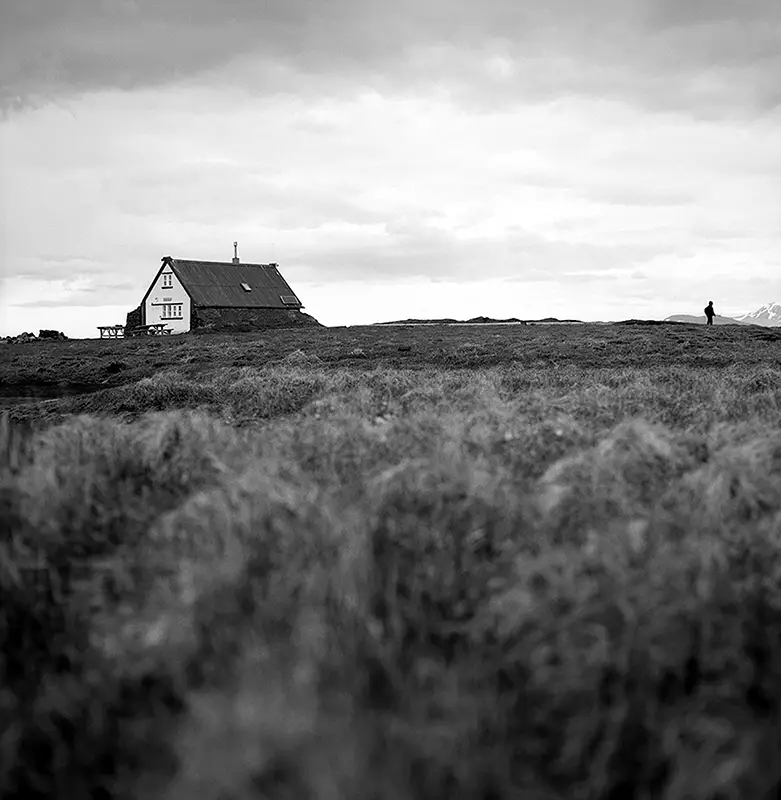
[704,301,715,325]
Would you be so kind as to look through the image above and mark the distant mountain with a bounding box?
[665,303,781,327]
[465,316,523,324]
[377,316,584,325]
[376,318,459,325]
[734,302,781,326]
[663,314,750,325]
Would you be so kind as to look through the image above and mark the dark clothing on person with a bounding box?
[704,302,715,325]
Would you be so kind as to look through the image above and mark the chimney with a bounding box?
[232,241,240,264]
[161,256,172,265]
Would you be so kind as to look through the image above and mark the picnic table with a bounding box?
[97,325,125,339]
[125,324,172,337]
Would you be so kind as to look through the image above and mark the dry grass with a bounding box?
[4,326,781,798]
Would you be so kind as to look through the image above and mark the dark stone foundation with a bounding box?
[125,306,142,329]
[191,306,321,332]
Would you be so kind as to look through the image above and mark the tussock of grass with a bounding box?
[536,420,701,545]
[6,357,781,797]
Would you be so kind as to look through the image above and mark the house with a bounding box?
[126,246,318,332]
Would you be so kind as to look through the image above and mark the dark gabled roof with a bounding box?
[166,259,302,309]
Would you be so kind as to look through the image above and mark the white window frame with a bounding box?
[160,303,182,319]
[162,273,172,288]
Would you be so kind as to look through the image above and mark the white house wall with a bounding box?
[145,269,191,332]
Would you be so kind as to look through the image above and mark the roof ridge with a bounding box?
[174,258,277,267]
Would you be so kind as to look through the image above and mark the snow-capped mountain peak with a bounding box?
[734,302,781,326]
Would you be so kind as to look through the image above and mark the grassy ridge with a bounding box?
[9,360,781,432]
[4,338,781,797]
[3,321,781,391]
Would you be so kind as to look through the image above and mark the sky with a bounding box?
[1,0,780,337]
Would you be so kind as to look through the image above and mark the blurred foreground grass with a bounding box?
[4,355,781,798]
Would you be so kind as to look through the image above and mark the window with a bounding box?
[162,273,172,288]
[240,282,252,292]
[160,304,183,319]
[280,294,299,305]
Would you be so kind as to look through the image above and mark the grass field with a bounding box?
[3,322,781,799]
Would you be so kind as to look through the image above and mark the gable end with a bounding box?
[141,257,194,309]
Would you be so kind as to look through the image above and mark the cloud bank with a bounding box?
[3,0,780,116]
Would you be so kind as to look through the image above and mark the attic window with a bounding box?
[240,282,252,292]
[280,295,299,305]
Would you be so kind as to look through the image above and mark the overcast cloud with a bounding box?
[3,0,780,115]
[1,0,780,335]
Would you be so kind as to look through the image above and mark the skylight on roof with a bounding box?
[280,294,299,305]
[241,282,252,292]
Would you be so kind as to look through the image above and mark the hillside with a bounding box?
[666,302,781,327]
[664,313,749,325]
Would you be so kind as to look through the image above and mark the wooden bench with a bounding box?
[97,325,125,339]
[125,324,172,337]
